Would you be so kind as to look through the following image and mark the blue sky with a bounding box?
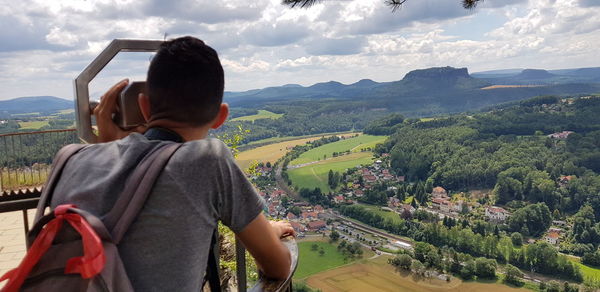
[0,0,598,100]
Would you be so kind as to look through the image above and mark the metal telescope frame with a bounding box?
[74,39,164,143]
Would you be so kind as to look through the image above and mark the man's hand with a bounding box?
[93,79,147,143]
[269,220,296,238]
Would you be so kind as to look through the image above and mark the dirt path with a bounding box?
[310,167,323,182]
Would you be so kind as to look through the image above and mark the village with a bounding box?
[248,154,573,254]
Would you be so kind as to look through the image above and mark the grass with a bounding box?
[304,254,530,292]
[1,167,50,191]
[289,135,387,166]
[18,121,49,129]
[567,257,600,285]
[230,110,283,122]
[358,203,403,224]
[288,152,374,192]
[295,240,357,279]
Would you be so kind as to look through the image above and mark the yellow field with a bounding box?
[305,255,529,292]
[236,136,334,170]
[18,121,49,129]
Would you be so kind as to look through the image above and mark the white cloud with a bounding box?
[0,0,599,100]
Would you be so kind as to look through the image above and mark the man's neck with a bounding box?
[146,120,211,142]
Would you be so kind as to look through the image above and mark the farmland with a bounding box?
[17,121,49,130]
[236,135,340,170]
[287,152,374,193]
[289,135,386,166]
[305,255,529,292]
[230,110,283,122]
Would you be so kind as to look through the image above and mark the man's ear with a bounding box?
[210,103,229,129]
[138,93,151,122]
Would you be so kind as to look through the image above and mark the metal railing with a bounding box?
[0,129,78,192]
[0,130,297,292]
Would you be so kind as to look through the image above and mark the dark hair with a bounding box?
[146,36,224,126]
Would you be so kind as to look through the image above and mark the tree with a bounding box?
[319,248,325,256]
[283,0,483,11]
[330,229,340,242]
[311,243,319,251]
[475,257,496,279]
[411,260,426,276]
[390,254,413,270]
[504,264,523,285]
[510,232,523,247]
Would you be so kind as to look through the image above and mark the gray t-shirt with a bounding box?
[50,133,264,292]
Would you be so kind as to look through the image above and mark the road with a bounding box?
[331,213,413,248]
[274,162,299,199]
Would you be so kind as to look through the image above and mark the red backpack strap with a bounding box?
[33,144,89,225]
[1,205,105,292]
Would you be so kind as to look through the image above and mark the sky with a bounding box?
[0,0,599,101]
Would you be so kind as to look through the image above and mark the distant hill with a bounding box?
[515,69,556,79]
[0,96,73,115]
[473,66,600,85]
[224,66,600,116]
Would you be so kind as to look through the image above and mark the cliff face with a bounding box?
[400,66,486,90]
[403,66,470,81]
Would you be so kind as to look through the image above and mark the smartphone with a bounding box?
[114,81,147,129]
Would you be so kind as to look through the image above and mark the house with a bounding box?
[364,175,377,183]
[307,220,327,231]
[314,205,324,213]
[432,197,452,213]
[485,206,510,222]
[400,204,416,214]
[548,131,574,139]
[354,189,364,197]
[432,187,448,198]
[397,176,405,182]
[545,232,560,245]
[558,175,574,187]
[286,212,297,220]
[553,220,568,227]
[334,195,345,203]
[301,211,318,220]
[290,222,306,233]
[388,197,402,208]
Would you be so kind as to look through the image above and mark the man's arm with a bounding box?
[236,213,295,280]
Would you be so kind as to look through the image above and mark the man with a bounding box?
[50,36,294,291]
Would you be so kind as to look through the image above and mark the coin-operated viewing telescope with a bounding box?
[74,39,164,143]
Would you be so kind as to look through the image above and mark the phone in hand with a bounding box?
[114,81,147,130]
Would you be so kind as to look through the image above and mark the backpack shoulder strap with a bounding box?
[34,143,89,223]
[104,142,182,243]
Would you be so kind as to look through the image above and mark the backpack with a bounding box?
[0,142,183,292]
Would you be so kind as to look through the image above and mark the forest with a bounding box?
[369,95,600,257]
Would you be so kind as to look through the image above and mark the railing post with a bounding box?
[235,238,247,292]
[22,209,29,240]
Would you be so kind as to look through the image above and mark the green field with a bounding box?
[290,135,387,166]
[568,257,600,284]
[358,204,403,224]
[288,152,374,192]
[243,131,358,148]
[295,240,361,279]
[230,110,283,122]
[18,121,49,129]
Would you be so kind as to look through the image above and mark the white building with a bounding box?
[485,206,510,222]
